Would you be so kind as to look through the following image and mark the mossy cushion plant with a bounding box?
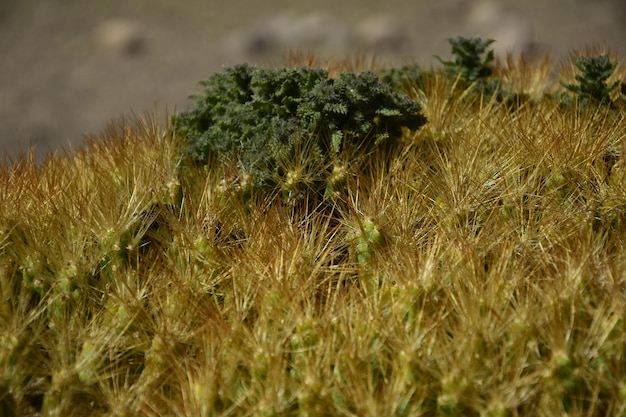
[5,39,626,416]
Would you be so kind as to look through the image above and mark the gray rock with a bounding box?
[354,14,407,51]
[223,11,351,58]
[464,1,534,57]
[93,18,145,56]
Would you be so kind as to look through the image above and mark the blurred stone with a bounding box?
[223,11,351,57]
[223,28,273,56]
[93,18,145,56]
[464,1,534,57]
[268,13,315,45]
[354,14,407,51]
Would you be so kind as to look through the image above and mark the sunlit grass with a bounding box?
[2,52,626,416]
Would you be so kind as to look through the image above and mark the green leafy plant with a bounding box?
[172,64,426,202]
[438,37,495,82]
[379,64,425,94]
[562,54,624,107]
[437,36,501,97]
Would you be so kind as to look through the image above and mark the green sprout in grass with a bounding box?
[345,217,386,291]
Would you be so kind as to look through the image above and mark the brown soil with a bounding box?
[2,0,625,160]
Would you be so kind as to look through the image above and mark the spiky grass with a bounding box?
[3,53,626,416]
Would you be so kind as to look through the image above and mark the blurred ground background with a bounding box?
[1,0,626,160]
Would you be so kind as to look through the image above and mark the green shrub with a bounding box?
[172,64,426,201]
[562,54,624,107]
[379,65,425,94]
[438,37,495,83]
[436,36,501,97]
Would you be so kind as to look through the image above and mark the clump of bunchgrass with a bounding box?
[494,52,554,103]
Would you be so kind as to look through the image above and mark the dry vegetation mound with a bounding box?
[2,43,626,416]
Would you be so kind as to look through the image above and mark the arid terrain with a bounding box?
[2,0,626,160]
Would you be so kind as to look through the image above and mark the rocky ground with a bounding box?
[2,0,626,160]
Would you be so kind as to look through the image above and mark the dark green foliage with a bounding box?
[379,65,425,94]
[437,36,501,97]
[562,54,623,107]
[172,64,426,200]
